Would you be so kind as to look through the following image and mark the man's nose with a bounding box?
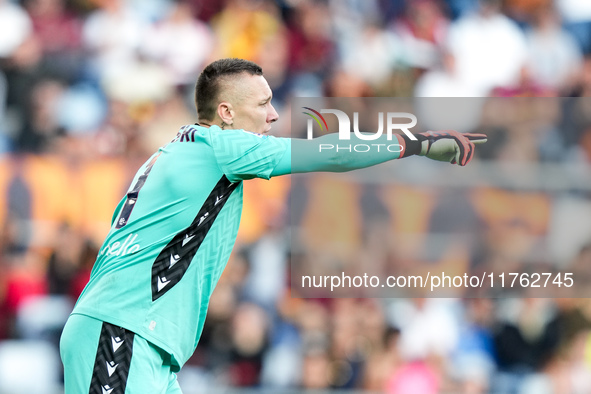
[268,104,279,123]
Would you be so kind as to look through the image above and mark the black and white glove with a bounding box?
[401,130,487,166]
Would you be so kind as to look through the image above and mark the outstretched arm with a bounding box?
[270,130,487,177]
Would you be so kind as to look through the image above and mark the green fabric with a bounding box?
[271,132,404,177]
[60,313,182,393]
[72,125,289,369]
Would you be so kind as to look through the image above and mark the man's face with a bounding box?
[224,74,279,134]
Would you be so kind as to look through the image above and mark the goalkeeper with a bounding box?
[60,58,486,393]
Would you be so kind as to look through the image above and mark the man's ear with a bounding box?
[217,102,234,125]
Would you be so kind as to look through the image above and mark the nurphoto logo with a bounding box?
[302,107,418,153]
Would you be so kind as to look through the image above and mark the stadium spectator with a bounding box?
[339,22,402,89]
[445,0,528,95]
[391,0,450,70]
[209,0,283,62]
[286,1,336,76]
[557,0,591,53]
[525,4,583,94]
[141,2,214,86]
[0,0,34,61]
[414,49,486,97]
[24,0,84,82]
[82,0,148,81]
[17,78,65,153]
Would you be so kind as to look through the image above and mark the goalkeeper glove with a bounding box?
[400,130,487,166]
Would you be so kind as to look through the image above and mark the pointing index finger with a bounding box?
[464,133,487,144]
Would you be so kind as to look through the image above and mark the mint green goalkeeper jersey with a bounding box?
[72,124,290,370]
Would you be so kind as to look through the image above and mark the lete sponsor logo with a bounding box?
[100,233,141,256]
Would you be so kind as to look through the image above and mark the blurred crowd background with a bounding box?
[1,0,591,392]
